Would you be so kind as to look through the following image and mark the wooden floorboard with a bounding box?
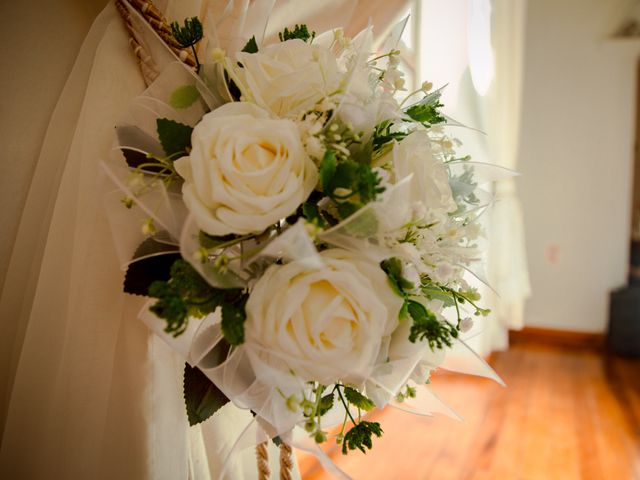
[297,339,640,479]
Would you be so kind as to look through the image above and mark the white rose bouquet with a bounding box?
[103,5,507,477]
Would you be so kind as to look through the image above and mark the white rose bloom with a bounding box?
[244,249,403,385]
[174,102,317,235]
[392,130,457,215]
[233,39,342,117]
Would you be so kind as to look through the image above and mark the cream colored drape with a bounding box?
[0,4,285,479]
[0,1,411,478]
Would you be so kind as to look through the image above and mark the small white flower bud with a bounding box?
[460,317,474,333]
[285,395,299,412]
[141,218,156,236]
[421,81,433,92]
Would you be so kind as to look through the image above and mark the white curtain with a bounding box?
[0,1,411,477]
[483,0,531,350]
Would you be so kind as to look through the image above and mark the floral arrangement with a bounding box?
[104,4,504,477]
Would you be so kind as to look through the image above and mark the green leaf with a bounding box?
[319,150,337,193]
[372,120,408,151]
[278,24,315,42]
[221,302,247,346]
[148,259,245,338]
[406,299,457,350]
[336,202,358,219]
[405,89,447,125]
[242,36,259,53]
[343,387,374,412]
[156,118,193,157]
[198,231,238,249]
[124,236,181,296]
[302,202,327,228]
[183,363,229,426]
[169,85,200,109]
[342,421,383,455]
[318,392,335,416]
[380,257,415,296]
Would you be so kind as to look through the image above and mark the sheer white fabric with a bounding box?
[484,0,531,347]
[417,0,530,355]
[0,1,413,478]
[0,4,286,478]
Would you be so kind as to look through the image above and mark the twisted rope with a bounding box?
[114,0,159,85]
[256,441,271,480]
[279,443,294,480]
[126,0,197,68]
[115,0,197,81]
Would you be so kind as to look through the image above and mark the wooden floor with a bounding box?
[298,338,640,480]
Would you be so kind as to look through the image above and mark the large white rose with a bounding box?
[233,39,342,117]
[174,102,317,235]
[244,248,403,385]
[392,130,457,215]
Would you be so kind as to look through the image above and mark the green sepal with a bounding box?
[183,363,229,426]
[242,36,259,53]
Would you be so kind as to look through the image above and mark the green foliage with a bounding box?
[183,363,229,426]
[319,150,385,220]
[406,299,458,350]
[343,387,374,412]
[148,259,247,341]
[221,301,247,346]
[405,89,447,126]
[342,421,383,455]
[318,392,335,416]
[242,36,259,53]
[319,150,337,193]
[171,17,203,48]
[372,120,408,152]
[278,24,315,42]
[302,202,327,228]
[380,257,415,296]
[169,85,200,109]
[198,231,239,249]
[156,118,193,157]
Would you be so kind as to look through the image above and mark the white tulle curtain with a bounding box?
[0,0,411,477]
[484,0,531,350]
[418,0,530,355]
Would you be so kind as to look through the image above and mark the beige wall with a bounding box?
[0,0,108,293]
[519,0,640,332]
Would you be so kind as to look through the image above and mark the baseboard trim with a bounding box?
[509,326,605,350]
